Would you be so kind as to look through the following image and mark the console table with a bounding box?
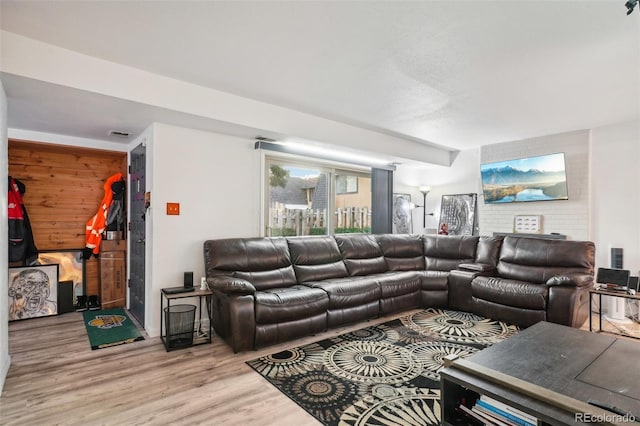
[589,287,640,340]
[440,322,640,425]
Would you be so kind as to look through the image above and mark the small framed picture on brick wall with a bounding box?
[513,215,542,233]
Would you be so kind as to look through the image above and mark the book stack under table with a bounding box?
[457,394,538,426]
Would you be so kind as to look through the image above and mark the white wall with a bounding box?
[479,130,590,240]
[1,81,10,393]
[394,148,480,234]
[145,123,261,336]
[590,120,640,274]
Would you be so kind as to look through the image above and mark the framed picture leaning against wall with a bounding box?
[8,264,59,321]
[37,249,85,300]
[438,193,478,236]
[392,193,413,234]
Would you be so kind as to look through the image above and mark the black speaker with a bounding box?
[596,267,630,287]
[628,276,639,292]
[184,272,194,288]
[57,280,75,314]
[611,248,623,269]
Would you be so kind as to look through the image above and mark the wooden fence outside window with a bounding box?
[269,203,371,236]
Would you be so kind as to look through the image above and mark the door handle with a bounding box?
[136,239,145,244]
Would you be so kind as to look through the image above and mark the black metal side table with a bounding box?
[589,286,640,340]
[160,288,213,351]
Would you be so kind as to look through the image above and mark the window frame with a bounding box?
[263,155,371,237]
[335,174,359,194]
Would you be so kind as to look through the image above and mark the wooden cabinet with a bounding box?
[100,240,126,309]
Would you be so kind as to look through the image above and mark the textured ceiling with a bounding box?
[1,1,638,150]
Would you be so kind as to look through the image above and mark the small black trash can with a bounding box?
[164,304,196,348]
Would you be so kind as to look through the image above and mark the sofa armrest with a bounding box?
[458,263,495,274]
[208,276,256,295]
[448,269,481,312]
[546,272,594,288]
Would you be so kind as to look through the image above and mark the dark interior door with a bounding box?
[129,143,146,325]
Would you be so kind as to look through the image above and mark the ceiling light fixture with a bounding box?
[283,142,392,166]
[254,139,395,170]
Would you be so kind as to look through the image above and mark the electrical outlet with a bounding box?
[166,202,180,215]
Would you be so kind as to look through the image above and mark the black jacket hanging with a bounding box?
[106,178,126,235]
[8,176,39,265]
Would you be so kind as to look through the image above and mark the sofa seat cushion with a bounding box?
[471,276,548,310]
[254,285,329,324]
[374,271,422,298]
[417,270,449,291]
[306,277,380,309]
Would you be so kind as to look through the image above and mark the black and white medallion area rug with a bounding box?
[247,308,519,426]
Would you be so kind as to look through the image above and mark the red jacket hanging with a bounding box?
[8,177,39,264]
[85,172,124,257]
[8,177,25,244]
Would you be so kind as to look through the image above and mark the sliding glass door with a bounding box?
[265,159,371,237]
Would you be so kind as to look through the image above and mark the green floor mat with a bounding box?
[82,308,144,350]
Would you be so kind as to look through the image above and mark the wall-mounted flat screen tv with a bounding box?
[480,152,569,204]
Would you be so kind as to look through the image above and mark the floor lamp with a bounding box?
[418,186,434,228]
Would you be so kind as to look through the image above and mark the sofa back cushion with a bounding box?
[475,236,504,267]
[287,236,349,283]
[334,234,388,276]
[204,238,297,290]
[497,236,595,284]
[423,235,479,271]
[375,234,425,271]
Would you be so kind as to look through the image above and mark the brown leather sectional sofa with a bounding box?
[203,234,594,352]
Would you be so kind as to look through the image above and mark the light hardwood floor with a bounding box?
[2,308,637,426]
[0,309,421,426]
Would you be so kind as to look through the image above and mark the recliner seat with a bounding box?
[465,236,594,327]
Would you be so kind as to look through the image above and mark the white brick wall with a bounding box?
[478,129,590,240]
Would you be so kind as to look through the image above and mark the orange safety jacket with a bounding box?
[85,172,124,256]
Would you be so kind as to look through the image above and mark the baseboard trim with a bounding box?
[0,353,11,394]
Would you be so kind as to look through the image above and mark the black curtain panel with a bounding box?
[371,168,393,234]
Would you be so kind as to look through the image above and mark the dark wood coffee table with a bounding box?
[440,321,640,425]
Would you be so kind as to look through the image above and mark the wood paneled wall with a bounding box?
[8,139,128,295]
